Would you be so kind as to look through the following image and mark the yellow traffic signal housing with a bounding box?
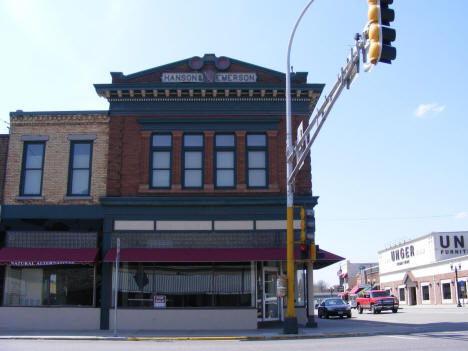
[366,0,396,64]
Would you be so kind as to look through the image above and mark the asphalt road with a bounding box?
[1,331,468,351]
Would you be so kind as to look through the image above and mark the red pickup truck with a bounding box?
[355,290,399,314]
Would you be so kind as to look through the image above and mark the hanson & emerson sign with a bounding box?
[161,72,257,83]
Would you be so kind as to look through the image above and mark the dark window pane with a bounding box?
[185,170,202,187]
[248,151,265,168]
[23,170,42,195]
[248,170,266,187]
[152,170,170,187]
[216,170,234,187]
[184,134,203,147]
[25,144,44,168]
[71,170,90,195]
[215,134,235,147]
[153,151,171,169]
[72,143,91,168]
[247,134,266,147]
[152,135,172,147]
[185,151,202,168]
[216,151,234,168]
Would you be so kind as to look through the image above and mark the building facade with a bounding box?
[0,54,344,330]
[379,231,468,306]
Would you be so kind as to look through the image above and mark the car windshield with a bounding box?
[325,299,345,306]
[372,291,390,297]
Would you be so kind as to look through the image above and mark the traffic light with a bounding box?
[300,243,310,260]
[304,209,315,242]
[366,0,396,64]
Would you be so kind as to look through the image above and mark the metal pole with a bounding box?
[455,266,462,307]
[114,238,120,336]
[284,0,315,335]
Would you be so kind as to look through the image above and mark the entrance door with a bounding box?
[410,287,417,305]
[263,268,280,321]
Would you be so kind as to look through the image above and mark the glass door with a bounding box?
[263,267,280,321]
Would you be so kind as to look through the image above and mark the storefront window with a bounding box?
[114,262,252,308]
[295,264,306,306]
[399,287,405,301]
[3,266,94,306]
[421,284,430,301]
[442,282,451,300]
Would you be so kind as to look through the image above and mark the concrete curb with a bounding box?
[0,331,383,341]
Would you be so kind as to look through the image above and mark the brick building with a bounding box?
[379,231,468,306]
[0,112,109,330]
[0,54,344,330]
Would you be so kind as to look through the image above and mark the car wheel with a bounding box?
[392,308,398,313]
[339,315,344,319]
[324,311,329,319]
[376,309,381,314]
[358,304,363,314]
[318,311,322,319]
[347,313,352,318]
[371,304,377,314]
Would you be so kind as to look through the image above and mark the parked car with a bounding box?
[317,298,352,319]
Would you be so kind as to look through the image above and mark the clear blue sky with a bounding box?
[1,0,467,286]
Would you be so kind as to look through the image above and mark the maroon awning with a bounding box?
[348,285,363,295]
[0,248,99,266]
[104,247,344,268]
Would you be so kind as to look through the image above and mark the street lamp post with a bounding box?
[451,263,462,308]
[284,0,315,335]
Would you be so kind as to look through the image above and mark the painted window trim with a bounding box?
[67,134,97,141]
[182,133,204,189]
[67,140,93,196]
[214,133,236,189]
[245,133,268,189]
[150,133,172,189]
[440,279,453,302]
[19,141,46,197]
[420,282,431,302]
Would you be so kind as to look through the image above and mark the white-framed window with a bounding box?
[420,282,431,304]
[440,279,452,304]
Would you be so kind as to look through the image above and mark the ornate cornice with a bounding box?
[11,113,109,126]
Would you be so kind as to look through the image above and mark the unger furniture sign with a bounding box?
[436,233,467,259]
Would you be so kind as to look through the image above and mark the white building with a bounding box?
[379,231,468,306]
[338,260,377,291]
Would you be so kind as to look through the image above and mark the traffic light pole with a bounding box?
[284,0,315,335]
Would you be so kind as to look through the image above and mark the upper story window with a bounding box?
[151,134,172,188]
[68,141,93,196]
[215,134,235,188]
[246,134,267,188]
[183,134,204,188]
[20,142,45,196]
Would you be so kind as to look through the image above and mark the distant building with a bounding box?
[337,260,377,292]
[379,232,468,306]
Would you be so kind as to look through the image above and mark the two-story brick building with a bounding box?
[0,54,344,331]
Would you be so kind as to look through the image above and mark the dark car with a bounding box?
[317,298,352,319]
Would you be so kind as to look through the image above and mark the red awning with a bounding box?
[104,247,345,267]
[348,285,363,295]
[0,248,99,266]
[338,292,348,297]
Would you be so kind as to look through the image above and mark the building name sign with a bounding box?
[161,72,257,83]
[439,235,466,255]
[391,245,415,266]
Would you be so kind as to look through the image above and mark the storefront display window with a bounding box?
[442,282,451,300]
[3,266,94,306]
[399,287,405,302]
[114,262,252,308]
[421,284,430,301]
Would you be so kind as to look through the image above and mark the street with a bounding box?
[1,331,468,351]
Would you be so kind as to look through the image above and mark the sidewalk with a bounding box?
[1,306,467,341]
